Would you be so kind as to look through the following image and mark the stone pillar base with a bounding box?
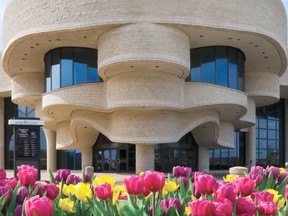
[198,146,209,172]
[135,144,154,174]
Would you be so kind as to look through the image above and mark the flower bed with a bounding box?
[0,165,288,215]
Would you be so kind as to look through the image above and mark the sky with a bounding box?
[0,0,288,49]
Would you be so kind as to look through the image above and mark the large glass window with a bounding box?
[256,100,284,167]
[209,132,245,170]
[187,46,245,91]
[44,47,101,92]
[57,149,82,170]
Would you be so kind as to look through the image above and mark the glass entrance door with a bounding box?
[97,148,128,172]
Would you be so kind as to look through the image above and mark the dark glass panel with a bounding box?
[215,47,228,86]
[201,47,215,83]
[61,59,73,87]
[45,53,52,92]
[191,49,201,81]
[228,48,238,89]
[238,52,244,91]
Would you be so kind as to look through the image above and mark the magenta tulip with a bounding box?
[249,173,263,186]
[0,168,6,180]
[233,177,254,197]
[251,191,274,203]
[194,174,217,196]
[160,198,182,214]
[213,198,233,216]
[17,186,29,203]
[65,174,81,185]
[0,177,18,189]
[38,183,59,200]
[17,165,37,176]
[250,166,263,175]
[264,166,280,179]
[257,201,278,215]
[54,169,71,182]
[25,195,53,216]
[0,186,12,205]
[235,197,256,216]
[94,183,113,200]
[172,166,192,177]
[143,171,165,193]
[189,200,215,216]
[124,175,144,195]
[285,184,288,200]
[18,170,37,186]
[14,205,23,216]
[215,182,237,203]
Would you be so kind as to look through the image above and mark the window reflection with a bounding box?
[188,46,245,91]
[45,47,101,92]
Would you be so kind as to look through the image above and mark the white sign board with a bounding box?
[8,119,44,126]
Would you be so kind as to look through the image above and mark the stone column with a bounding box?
[198,146,209,172]
[135,144,154,174]
[44,128,57,172]
[0,98,4,168]
[81,146,93,170]
[285,99,288,164]
[245,126,256,168]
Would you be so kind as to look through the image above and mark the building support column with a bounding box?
[81,146,93,170]
[135,144,154,174]
[284,99,288,164]
[198,146,209,172]
[44,128,57,172]
[245,126,256,168]
[0,98,4,168]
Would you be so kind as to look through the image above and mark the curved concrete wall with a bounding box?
[3,0,286,47]
[11,72,44,106]
[98,23,190,79]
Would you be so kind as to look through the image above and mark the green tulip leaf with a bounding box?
[117,200,140,216]
[48,169,56,184]
[166,206,180,216]
[7,184,21,214]
[275,175,288,197]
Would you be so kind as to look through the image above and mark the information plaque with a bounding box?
[9,119,43,180]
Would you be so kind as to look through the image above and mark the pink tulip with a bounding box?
[251,191,274,203]
[172,166,192,177]
[249,173,263,186]
[160,198,182,214]
[38,183,59,200]
[17,165,38,176]
[0,177,18,189]
[285,184,288,200]
[0,168,6,180]
[213,198,233,216]
[124,175,144,195]
[189,200,215,216]
[177,176,189,186]
[257,201,278,215]
[94,183,113,200]
[25,195,53,216]
[235,197,256,216]
[233,177,254,197]
[215,182,237,203]
[18,170,37,186]
[143,171,165,193]
[250,166,263,175]
[194,174,217,196]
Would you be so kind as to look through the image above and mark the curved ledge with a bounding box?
[11,72,44,106]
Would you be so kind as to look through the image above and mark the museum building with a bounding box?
[0,0,288,174]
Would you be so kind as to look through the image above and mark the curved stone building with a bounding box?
[1,0,288,173]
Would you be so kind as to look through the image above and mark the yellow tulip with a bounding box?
[185,206,191,216]
[74,182,92,202]
[162,181,179,196]
[59,198,76,213]
[93,176,116,188]
[279,167,286,174]
[62,184,76,197]
[113,185,127,205]
[277,198,285,208]
[223,174,239,182]
[266,189,282,204]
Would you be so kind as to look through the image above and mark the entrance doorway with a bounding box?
[97,148,128,172]
[93,134,135,173]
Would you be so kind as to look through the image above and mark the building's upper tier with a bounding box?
[2,0,288,77]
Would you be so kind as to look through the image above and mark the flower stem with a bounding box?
[152,192,156,216]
